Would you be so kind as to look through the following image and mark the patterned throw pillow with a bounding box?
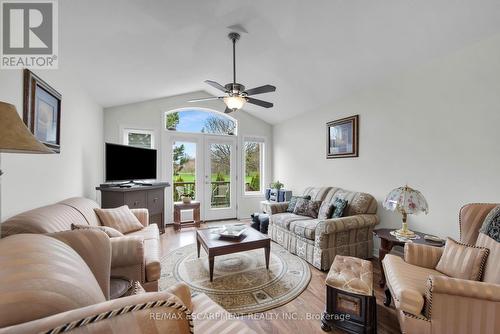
[294,199,322,218]
[435,238,489,281]
[318,201,335,220]
[71,223,124,238]
[286,195,312,213]
[94,205,144,234]
[480,205,500,242]
[332,197,348,218]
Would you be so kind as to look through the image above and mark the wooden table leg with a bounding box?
[209,255,215,282]
[197,237,201,258]
[378,239,393,287]
[174,207,180,231]
[194,206,200,228]
[264,244,270,270]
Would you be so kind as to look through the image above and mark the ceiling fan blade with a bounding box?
[205,80,228,92]
[246,97,273,108]
[244,85,276,96]
[188,97,223,103]
[224,107,233,114]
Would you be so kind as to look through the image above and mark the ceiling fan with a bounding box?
[189,32,276,113]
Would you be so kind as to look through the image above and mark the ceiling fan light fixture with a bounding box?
[223,95,246,110]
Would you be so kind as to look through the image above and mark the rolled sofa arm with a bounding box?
[130,208,149,227]
[110,236,144,268]
[0,285,193,334]
[425,275,500,324]
[263,202,289,215]
[404,243,444,269]
[427,275,500,302]
[316,214,379,235]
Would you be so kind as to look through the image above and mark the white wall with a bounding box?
[103,91,273,220]
[0,70,104,220]
[273,34,500,249]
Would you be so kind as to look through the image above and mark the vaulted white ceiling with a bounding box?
[60,0,500,124]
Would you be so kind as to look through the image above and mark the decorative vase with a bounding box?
[182,196,191,204]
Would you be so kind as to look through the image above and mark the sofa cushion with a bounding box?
[382,254,444,316]
[71,223,124,238]
[94,205,144,234]
[271,212,310,230]
[127,223,160,240]
[475,233,500,284]
[436,237,489,281]
[318,201,335,220]
[301,187,333,201]
[59,197,101,227]
[1,203,89,237]
[0,234,106,328]
[293,199,322,218]
[289,219,320,240]
[286,195,311,213]
[322,188,377,216]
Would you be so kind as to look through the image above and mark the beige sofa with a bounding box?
[266,186,379,270]
[1,197,161,291]
[0,230,254,333]
[382,203,500,334]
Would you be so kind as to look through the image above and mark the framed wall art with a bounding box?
[23,69,62,153]
[326,115,359,159]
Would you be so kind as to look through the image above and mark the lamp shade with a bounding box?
[0,101,53,153]
[383,185,429,215]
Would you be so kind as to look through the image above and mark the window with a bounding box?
[123,129,155,149]
[166,109,236,135]
[244,138,264,194]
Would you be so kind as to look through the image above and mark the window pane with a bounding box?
[128,133,151,148]
[172,141,196,202]
[210,143,231,208]
[166,109,236,135]
[245,142,261,192]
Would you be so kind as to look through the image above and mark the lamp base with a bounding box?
[393,228,416,238]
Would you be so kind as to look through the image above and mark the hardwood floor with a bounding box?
[160,221,401,334]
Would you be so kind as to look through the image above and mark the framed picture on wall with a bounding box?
[23,69,62,153]
[326,115,359,159]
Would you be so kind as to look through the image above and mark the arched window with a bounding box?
[165,108,237,135]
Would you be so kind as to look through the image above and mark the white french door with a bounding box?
[166,133,237,222]
[204,136,237,221]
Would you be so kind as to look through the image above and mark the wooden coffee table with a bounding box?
[196,226,271,282]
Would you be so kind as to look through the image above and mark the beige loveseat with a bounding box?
[1,197,161,291]
[382,203,500,334]
[266,186,379,270]
[0,230,254,334]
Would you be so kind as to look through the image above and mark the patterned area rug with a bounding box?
[160,242,311,314]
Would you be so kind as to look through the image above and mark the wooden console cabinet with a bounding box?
[96,183,169,234]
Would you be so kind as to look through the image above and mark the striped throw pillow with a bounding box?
[435,237,489,281]
[94,205,144,234]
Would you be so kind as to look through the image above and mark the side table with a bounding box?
[373,228,444,288]
[174,201,201,231]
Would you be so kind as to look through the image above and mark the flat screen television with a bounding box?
[105,143,157,182]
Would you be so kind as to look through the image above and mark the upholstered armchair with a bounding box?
[382,203,500,334]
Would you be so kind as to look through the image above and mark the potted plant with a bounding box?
[270,181,284,191]
[180,190,194,204]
